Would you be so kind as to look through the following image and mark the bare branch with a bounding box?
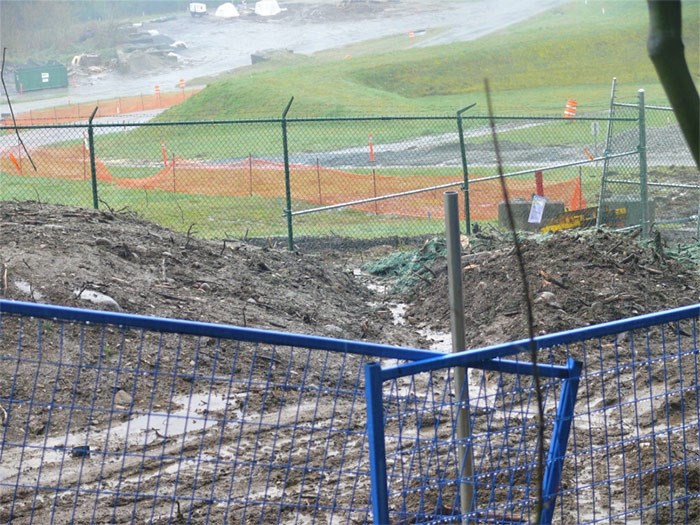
[484,78,546,522]
[1,48,37,170]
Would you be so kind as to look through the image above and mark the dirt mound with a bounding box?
[399,229,700,348]
[0,201,417,346]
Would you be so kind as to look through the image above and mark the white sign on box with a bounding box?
[528,195,546,224]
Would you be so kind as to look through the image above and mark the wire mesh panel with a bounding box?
[643,106,699,242]
[0,300,436,524]
[544,318,700,524]
[286,116,460,244]
[460,115,639,234]
[94,120,287,240]
[365,355,581,524]
[0,124,96,206]
[365,305,700,524]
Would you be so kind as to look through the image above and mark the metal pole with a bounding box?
[87,107,99,210]
[444,191,474,520]
[638,89,649,239]
[282,96,295,250]
[364,362,390,525]
[596,77,617,227]
[457,103,476,235]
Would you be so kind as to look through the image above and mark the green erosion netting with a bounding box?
[363,237,447,294]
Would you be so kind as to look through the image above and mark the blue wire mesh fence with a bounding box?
[2,299,699,524]
[0,299,438,524]
[365,357,582,524]
[365,305,700,524]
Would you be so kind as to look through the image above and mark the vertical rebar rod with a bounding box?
[444,191,474,519]
[638,89,649,239]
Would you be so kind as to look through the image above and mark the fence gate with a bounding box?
[365,351,582,524]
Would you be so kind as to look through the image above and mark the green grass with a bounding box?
[163,0,697,120]
[33,1,697,159]
[0,171,450,239]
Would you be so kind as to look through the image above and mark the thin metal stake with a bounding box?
[638,89,649,239]
[444,191,474,520]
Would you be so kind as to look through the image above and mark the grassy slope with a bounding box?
[163,0,699,120]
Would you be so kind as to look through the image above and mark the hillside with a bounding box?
[161,0,699,119]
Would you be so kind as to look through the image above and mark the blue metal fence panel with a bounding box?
[365,304,700,524]
[0,299,438,524]
[365,355,582,524]
[2,299,699,524]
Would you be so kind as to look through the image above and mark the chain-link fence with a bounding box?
[2,97,696,249]
[598,81,700,243]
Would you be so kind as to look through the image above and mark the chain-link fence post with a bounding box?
[456,103,476,235]
[282,97,294,250]
[638,89,649,239]
[596,78,617,227]
[87,107,99,210]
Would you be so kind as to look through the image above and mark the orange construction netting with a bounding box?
[0,89,202,126]
[0,144,113,182]
[2,146,585,220]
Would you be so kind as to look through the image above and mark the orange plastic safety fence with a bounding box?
[0,144,112,181]
[1,149,583,220]
[0,89,202,127]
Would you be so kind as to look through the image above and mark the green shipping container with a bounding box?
[14,63,68,93]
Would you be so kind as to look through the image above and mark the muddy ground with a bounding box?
[402,227,700,347]
[1,201,700,523]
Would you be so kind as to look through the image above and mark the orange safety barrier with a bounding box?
[0,88,202,127]
[570,176,587,211]
[564,98,578,119]
[2,147,584,221]
[0,144,112,181]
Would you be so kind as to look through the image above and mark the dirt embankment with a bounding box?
[3,201,699,350]
[401,228,700,348]
[0,201,419,347]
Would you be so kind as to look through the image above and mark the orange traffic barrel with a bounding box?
[564,99,577,119]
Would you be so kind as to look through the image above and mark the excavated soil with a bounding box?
[403,228,700,347]
[2,201,700,523]
[0,201,418,345]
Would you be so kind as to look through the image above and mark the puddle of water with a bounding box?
[112,391,237,444]
[0,391,238,484]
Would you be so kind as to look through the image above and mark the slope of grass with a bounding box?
[162,0,698,120]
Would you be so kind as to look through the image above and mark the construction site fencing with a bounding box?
[1,100,695,248]
[0,88,201,127]
[366,304,700,524]
[598,82,700,242]
[2,299,699,524]
[0,299,438,524]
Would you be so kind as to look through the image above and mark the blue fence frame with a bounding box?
[2,299,699,524]
[364,304,700,524]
